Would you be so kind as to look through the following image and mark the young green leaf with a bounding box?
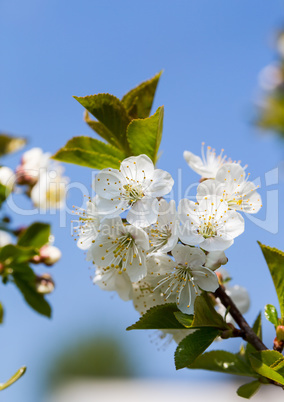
[12,264,52,317]
[175,328,221,370]
[18,222,51,249]
[0,366,26,391]
[53,136,125,170]
[236,380,262,399]
[126,303,185,330]
[188,350,257,377]
[0,183,9,206]
[249,350,284,385]
[0,133,26,157]
[0,245,38,264]
[264,304,279,328]
[174,311,194,328]
[258,242,284,317]
[192,293,229,330]
[73,94,131,152]
[121,71,162,119]
[127,106,164,165]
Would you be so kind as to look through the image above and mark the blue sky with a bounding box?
[1,1,284,401]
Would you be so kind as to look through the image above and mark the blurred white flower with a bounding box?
[93,265,133,301]
[0,166,15,192]
[36,274,55,294]
[0,230,13,247]
[39,245,62,266]
[16,147,50,185]
[30,165,68,210]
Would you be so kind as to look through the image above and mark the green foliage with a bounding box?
[0,366,26,391]
[237,380,262,399]
[174,311,194,328]
[0,183,10,207]
[17,222,51,249]
[249,350,284,385]
[0,133,26,157]
[264,304,279,328]
[127,303,185,330]
[175,328,221,370]
[127,106,164,164]
[258,242,284,317]
[188,350,257,377]
[53,72,164,168]
[0,303,3,324]
[257,96,284,138]
[0,244,38,264]
[12,263,51,317]
[52,136,125,170]
[121,71,162,119]
[191,293,229,330]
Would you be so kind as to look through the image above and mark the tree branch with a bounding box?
[214,285,267,351]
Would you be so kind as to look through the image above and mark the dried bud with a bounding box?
[36,274,55,294]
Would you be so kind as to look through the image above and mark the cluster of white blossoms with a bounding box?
[16,147,68,210]
[75,146,261,337]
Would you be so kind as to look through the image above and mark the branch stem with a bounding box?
[214,285,267,351]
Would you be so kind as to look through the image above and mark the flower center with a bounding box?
[123,184,144,205]
[149,226,171,250]
[198,221,217,238]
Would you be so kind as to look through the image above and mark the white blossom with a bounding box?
[150,245,219,315]
[31,165,68,210]
[0,230,12,248]
[94,154,174,227]
[93,266,133,301]
[0,166,15,192]
[184,143,231,179]
[16,147,50,185]
[146,199,178,253]
[205,250,228,271]
[91,217,149,282]
[197,163,262,214]
[178,195,244,251]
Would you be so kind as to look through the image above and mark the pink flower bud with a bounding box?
[40,245,61,266]
[36,274,55,294]
[276,325,284,342]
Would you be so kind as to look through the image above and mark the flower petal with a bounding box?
[94,168,125,199]
[192,266,219,292]
[145,169,174,197]
[127,197,159,227]
[120,154,154,182]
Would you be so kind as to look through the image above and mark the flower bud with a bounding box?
[40,245,61,266]
[36,274,55,294]
[276,325,284,342]
[16,147,50,185]
[205,251,228,271]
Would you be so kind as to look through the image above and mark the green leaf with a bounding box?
[53,136,125,170]
[74,94,131,152]
[264,304,279,328]
[174,311,194,328]
[0,303,3,324]
[188,350,257,377]
[258,242,284,317]
[237,380,262,399]
[192,293,229,330]
[0,133,26,157]
[127,106,164,164]
[13,264,51,317]
[175,327,221,370]
[0,183,9,206]
[18,222,50,249]
[84,110,124,149]
[127,303,185,330]
[249,350,284,385]
[0,245,37,264]
[0,366,26,391]
[245,313,262,358]
[121,71,162,119]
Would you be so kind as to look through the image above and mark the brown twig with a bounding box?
[214,285,267,351]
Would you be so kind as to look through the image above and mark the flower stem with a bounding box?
[214,285,267,351]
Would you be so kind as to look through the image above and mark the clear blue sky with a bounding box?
[1,1,284,401]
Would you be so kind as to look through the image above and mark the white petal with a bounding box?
[120,154,154,182]
[192,267,219,292]
[145,169,174,197]
[221,210,244,240]
[178,199,200,226]
[184,151,213,178]
[172,244,205,267]
[94,168,125,199]
[127,224,150,251]
[205,251,228,270]
[200,236,233,252]
[216,163,245,194]
[197,179,224,200]
[127,197,159,227]
[125,249,147,282]
[96,195,128,217]
[177,282,196,315]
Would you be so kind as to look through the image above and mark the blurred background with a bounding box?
[1,1,284,401]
